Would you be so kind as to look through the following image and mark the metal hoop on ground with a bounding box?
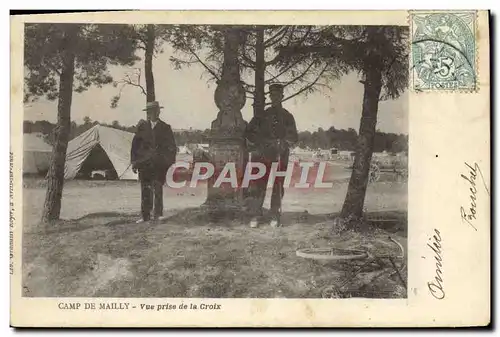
[295,247,368,261]
[297,237,407,298]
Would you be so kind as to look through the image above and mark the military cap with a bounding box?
[269,83,284,92]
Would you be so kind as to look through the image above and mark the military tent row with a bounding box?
[23,125,196,181]
[23,133,52,175]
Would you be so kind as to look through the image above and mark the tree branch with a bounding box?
[110,80,135,108]
[136,33,148,50]
[265,55,308,83]
[264,51,285,67]
[185,59,202,65]
[275,64,330,105]
[117,69,147,96]
[263,28,311,67]
[278,36,359,62]
[123,79,147,96]
[187,47,221,82]
[240,58,255,70]
[240,49,256,67]
[239,73,255,95]
[279,61,317,88]
[43,60,62,76]
[264,26,290,48]
[287,26,312,48]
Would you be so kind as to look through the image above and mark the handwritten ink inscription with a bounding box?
[427,229,445,300]
[424,162,488,300]
[460,162,490,231]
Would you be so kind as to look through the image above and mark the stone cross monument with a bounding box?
[205,26,248,220]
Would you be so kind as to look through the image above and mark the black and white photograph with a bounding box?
[20,22,409,299]
[9,10,491,328]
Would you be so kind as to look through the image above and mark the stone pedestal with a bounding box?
[204,27,248,220]
[205,136,247,212]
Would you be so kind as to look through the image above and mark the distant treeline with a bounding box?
[298,127,408,153]
[24,119,408,153]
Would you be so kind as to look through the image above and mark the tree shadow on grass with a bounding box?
[158,206,330,228]
[30,206,407,237]
[75,212,136,221]
[30,212,141,236]
[157,206,407,235]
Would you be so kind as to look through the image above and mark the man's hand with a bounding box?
[132,164,138,174]
[137,119,148,128]
[277,139,293,152]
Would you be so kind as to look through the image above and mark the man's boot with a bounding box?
[269,218,281,228]
[249,217,259,228]
[269,211,282,228]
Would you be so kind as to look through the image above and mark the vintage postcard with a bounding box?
[9,10,490,327]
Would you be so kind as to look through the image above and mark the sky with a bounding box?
[24,46,408,135]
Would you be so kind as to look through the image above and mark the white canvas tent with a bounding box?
[176,145,194,164]
[290,146,313,162]
[23,133,52,175]
[177,145,191,155]
[338,151,355,161]
[64,125,138,180]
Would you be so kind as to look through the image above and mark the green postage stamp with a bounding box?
[410,11,477,91]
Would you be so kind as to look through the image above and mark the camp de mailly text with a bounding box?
[58,302,222,311]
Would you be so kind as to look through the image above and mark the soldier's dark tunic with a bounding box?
[131,119,177,221]
[244,106,298,219]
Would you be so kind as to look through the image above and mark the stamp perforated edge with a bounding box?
[408,10,480,94]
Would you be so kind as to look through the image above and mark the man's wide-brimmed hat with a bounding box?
[142,101,164,111]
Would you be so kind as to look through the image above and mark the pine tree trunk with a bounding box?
[41,28,76,223]
[340,66,382,222]
[253,27,266,117]
[145,24,156,102]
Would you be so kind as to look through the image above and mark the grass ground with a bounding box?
[22,166,407,298]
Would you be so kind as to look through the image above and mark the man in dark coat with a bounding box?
[131,101,177,223]
[244,83,298,228]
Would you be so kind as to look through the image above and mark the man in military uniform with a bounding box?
[131,101,177,223]
[244,83,298,228]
